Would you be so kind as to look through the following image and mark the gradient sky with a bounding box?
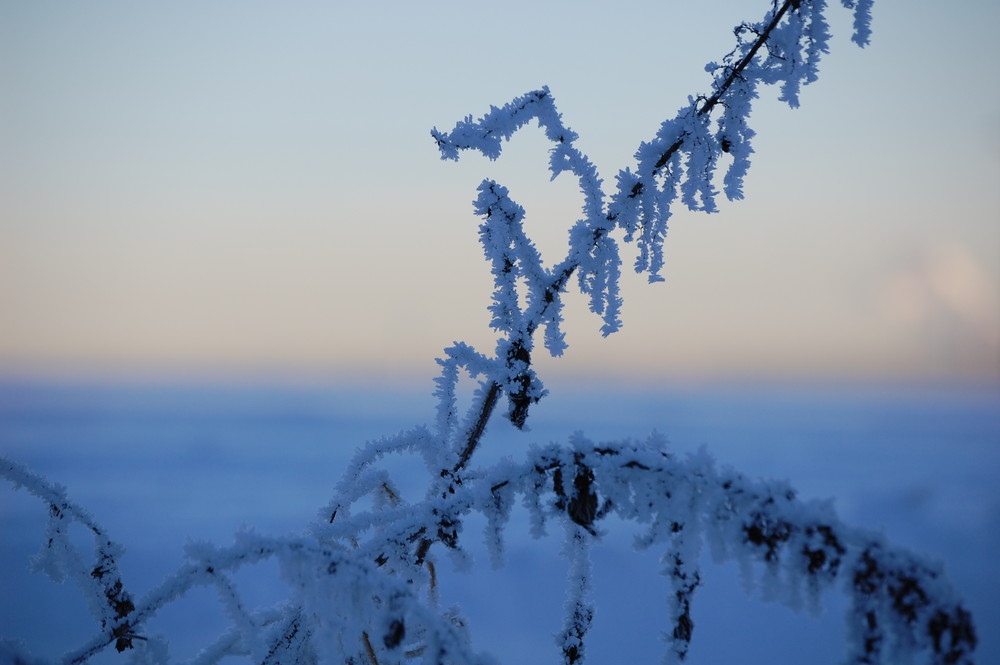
[1,0,998,385]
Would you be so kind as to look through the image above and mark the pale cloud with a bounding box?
[876,242,999,379]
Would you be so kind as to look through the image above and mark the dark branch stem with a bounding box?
[452,381,502,473]
[450,263,577,476]
[654,0,797,170]
[700,0,797,118]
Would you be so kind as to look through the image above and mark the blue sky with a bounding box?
[1,0,997,385]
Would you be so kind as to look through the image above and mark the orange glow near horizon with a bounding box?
[1,1,997,387]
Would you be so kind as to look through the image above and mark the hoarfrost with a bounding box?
[1,3,974,665]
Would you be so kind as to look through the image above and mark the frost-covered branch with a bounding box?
[309,433,978,665]
[0,457,138,659]
[1,423,977,664]
[429,0,876,467]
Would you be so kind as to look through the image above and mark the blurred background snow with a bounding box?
[2,379,996,664]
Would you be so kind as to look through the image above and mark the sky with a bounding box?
[1,0,998,387]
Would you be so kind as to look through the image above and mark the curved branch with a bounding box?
[441,0,814,472]
[654,0,798,170]
[0,457,137,659]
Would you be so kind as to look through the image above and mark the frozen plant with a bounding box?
[0,1,978,664]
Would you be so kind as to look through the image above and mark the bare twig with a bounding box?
[362,631,379,665]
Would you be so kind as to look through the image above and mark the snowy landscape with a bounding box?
[2,0,998,663]
[2,379,997,663]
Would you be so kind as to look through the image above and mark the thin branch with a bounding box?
[362,631,379,665]
[450,0,803,475]
[451,381,502,474]
[654,0,798,169]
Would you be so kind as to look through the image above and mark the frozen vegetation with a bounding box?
[0,1,979,664]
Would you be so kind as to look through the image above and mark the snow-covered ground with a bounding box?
[1,380,997,664]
